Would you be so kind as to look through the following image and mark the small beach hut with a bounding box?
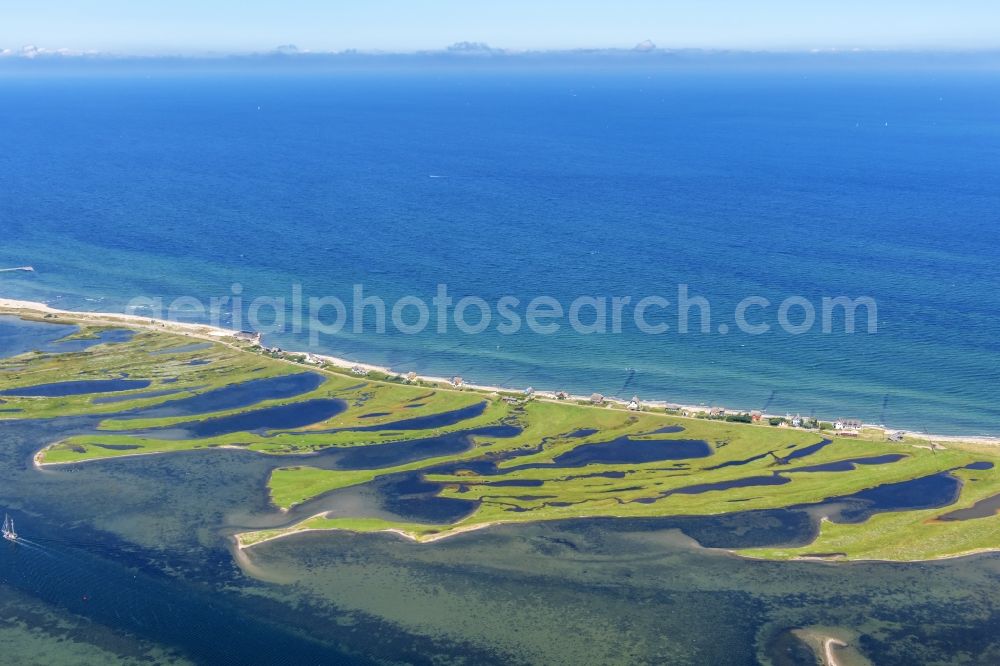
[234,330,262,345]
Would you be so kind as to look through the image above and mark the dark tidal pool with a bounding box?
[0,378,152,397]
[510,434,712,469]
[119,372,324,419]
[142,398,347,438]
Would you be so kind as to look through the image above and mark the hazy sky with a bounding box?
[3,0,1000,54]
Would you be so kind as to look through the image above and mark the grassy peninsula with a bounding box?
[2,302,998,563]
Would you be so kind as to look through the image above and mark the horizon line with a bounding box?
[5,42,1000,62]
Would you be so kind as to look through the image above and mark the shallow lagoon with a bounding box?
[0,316,134,358]
[2,411,1000,664]
[0,315,77,357]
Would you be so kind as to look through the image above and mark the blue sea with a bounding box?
[2,66,999,434]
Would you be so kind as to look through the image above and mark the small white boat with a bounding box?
[2,513,17,542]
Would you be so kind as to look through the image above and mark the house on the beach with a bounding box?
[790,414,803,428]
[405,371,418,383]
[590,393,605,405]
[524,386,535,397]
[351,365,368,376]
[451,376,464,388]
[627,396,641,411]
[750,410,763,423]
[835,418,863,432]
[555,391,570,400]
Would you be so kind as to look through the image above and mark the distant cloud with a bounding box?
[445,41,503,55]
[633,39,656,52]
[0,44,98,58]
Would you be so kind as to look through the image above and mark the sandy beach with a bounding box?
[235,512,509,550]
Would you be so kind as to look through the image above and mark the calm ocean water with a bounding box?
[1,68,999,434]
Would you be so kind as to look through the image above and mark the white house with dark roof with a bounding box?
[835,418,863,432]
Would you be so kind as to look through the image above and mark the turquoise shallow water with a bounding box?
[1,68,998,434]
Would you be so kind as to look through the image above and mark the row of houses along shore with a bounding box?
[233,330,899,440]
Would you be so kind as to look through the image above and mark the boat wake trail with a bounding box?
[4,537,54,556]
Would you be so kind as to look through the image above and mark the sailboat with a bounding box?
[2,513,17,542]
